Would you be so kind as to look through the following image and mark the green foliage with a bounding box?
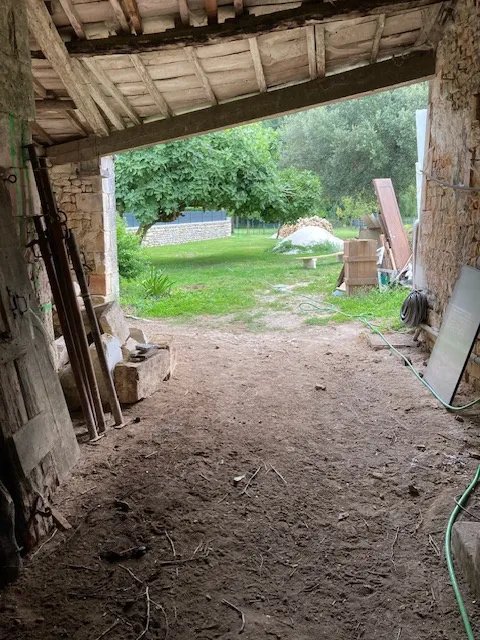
[141,266,174,298]
[279,84,428,208]
[335,194,377,223]
[116,215,147,279]
[115,125,321,233]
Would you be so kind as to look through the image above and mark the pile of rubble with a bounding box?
[54,296,175,409]
[278,216,334,238]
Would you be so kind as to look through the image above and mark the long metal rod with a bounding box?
[67,230,123,427]
[33,217,97,438]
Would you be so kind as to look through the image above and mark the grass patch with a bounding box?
[120,230,407,330]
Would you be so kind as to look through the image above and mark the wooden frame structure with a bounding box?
[27,0,449,161]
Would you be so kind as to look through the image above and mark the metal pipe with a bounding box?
[33,217,97,438]
[67,230,123,427]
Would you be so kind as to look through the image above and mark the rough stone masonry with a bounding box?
[418,0,480,389]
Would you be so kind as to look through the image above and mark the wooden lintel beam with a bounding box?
[184,47,217,103]
[46,51,436,166]
[315,24,325,79]
[108,0,130,32]
[82,58,141,124]
[248,37,267,93]
[129,54,173,117]
[58,0,86,39]
[123,0,143,34]
[35,99,77,113]
[306,25,317,79]
[370,14,386,62]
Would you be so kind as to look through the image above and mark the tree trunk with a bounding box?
[136,220,156,241]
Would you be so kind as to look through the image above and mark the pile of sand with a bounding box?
[278,216,334,238]
[275,226,344,252]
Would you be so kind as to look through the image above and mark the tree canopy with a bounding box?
[278,83,428,211]
[115,124,322,236]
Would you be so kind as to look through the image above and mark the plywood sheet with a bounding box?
[424,266,480,404]
[373,178,410,269]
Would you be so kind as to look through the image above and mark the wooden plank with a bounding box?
[129,54,173,117]
[179,0,190,24]
[370,14,386,62]
[373,178,411,269]
[315,24,325,78]
[31,122,55,146]
[204,0,218,23]
[33,77,47,98]
[64,109,91,136]
[78,60,125,130]
[234,0,244,16]
[415,3,444,46]
[306,25,317,79]
[60,0,444,57]
[82,58,142,124]
[108,0,131,32]
[47,50,435,165]
[35,99,76,113]
[248,37,267,92]
[184,47,217,102]
[58,0,86,39]
[123,0,143,34]
[25,0,110,136]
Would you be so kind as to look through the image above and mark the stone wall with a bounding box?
[50,157,119,301]
[418,0,480,389]
[141,220,232,247]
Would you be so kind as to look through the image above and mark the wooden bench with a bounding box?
[295,252,344,269]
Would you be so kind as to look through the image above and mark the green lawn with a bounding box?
[120,231,407,330]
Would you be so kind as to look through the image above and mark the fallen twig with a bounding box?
[270,466,287,486]
[396,628,402,640]
[94,618,120,640]
[135,586,151,640]
[150,598,169,640]
[221,598,246,634]
[241,466,262,496]
[119,563,143,585]
[165,530,179,577]
[66,563,99,573]
[30,528,58,560]
[391,527,400,563]
[144,451,158,459]
[428,533,441,557]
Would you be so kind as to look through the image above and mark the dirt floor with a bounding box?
[1,318,480,640]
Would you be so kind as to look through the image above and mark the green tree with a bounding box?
[279,83,428,213]
[115,125,304,238]
[277,167,323,224]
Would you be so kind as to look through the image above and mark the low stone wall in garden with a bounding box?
[140,220,232,247]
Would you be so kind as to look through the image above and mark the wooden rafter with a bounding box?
[233,0,244,17]
[123,0,143,34]
[64,109,91,136]
[58,0,444,58]
[47,51,436,166]
[82,58,141,125]
[415,3,444,46]
[25,0,109,136]
[31,122,54,146]
[306,25,317,79]
[77,60,125,130]
[58,0,86,39]
[248,37,267,93]
[179,0,190,25]
[184,47,217,103]
[33,77,47,99]
[204,0,218,24]
[108,0,130,32]
[315,24,325,79]
[129,54,173,118]
[371,14,386,62]
[35,99,76,113]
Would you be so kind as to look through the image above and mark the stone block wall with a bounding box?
[141,220,232,247]
[418,0,480,389]
[50,156,119,301]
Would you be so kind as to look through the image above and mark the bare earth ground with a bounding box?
[1,317,480,640]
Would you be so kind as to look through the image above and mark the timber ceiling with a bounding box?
[27,0,449,153]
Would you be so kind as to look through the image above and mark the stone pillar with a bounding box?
[50,155,119,302]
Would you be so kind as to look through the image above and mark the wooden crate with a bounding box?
[343,239,377,295]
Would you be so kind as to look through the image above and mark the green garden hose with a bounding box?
[300,296,480,639]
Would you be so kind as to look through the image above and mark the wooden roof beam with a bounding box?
[33,77,47,99]
[306,25,317,79]
[315,24,325,79]
[59,0,444,57]
[108,0,130,33]
[129,55,173,117]
[179,0,190,25]
[35,99,77,113]
[185,47,217,103]
[46,50,436,166]
[78,60,125,130]
[64,109,91,136]
[123,0,143,35]
[233,0,244,17]
[249,37,267,93]
[58,0,86,39]
[26,0,110,136]
[371,14,386,62]
[204,0,218,25]
[31,123,54,146]
[82,58,141,125]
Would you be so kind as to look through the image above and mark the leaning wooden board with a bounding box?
[373,178,411,270]
[424,266,480,405]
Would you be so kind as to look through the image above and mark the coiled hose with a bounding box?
[400,290,428,327]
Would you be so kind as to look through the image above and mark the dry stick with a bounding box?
[396,628,402,640]
[135,586,151,640]
[221,598,246,634]
[150,598,169,640]
[391,527,400,563]
[270,466,287,485]
[119,563,143,585]
[165,530,179,577]
[93,618,120,640]
[240,466,262,496]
